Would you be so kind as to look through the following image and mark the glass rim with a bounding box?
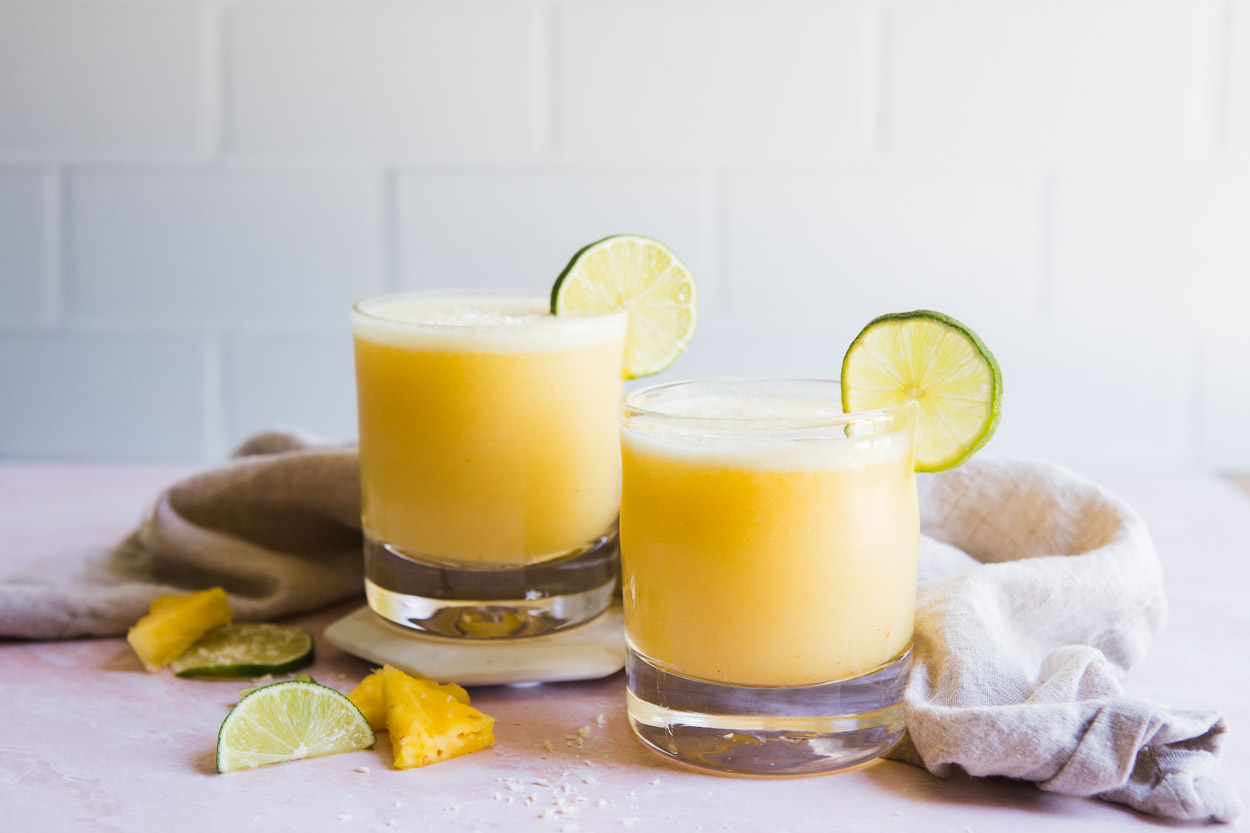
[351,288,629,328]
[620,377,917,435]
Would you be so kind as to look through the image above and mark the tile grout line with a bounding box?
[45,166,66,324]
[203,331,226,461]
[1209,0,1235,152]
[380,167,402,293]
[1035,170,1056,322]
[530,1,557,160]
[203,4,225,159]
[545,1,561,160]
[708,168,729,320]
[1189,331,1207,467]
[868,0,890,156]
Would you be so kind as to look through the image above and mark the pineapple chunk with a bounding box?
[347,671,386,731]
[380,665,494,769]
[349,669,470,732]
[126,587,232,671]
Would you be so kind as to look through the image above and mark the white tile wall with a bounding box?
[1227,0,1250,149]
[721,168,1040,338]
[559,5,873,162]
[0,170,51,323]
[222,332,357,451]
[0,0,1247,470]
[66,170,384,327]
[0,333,206,460]
[0,6,206,158]
[226,7,534,160]
[1051,169,1250,331]
[885,0,1215,160]
[1199,332,1250,468]
[395,169,706,294]
[985,325,1199,467]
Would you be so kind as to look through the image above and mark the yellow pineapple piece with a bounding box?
[348,671,387,731]
[349,669,470,733]
[126,587,232,671]
[380,665,494,769]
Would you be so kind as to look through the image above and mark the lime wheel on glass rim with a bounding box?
[551,235,697,379]
[841,310,1002,472]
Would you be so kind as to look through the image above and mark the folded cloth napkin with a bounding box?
[885,460,1241,823]
[0,432,363,639]
[0,433,1239,822]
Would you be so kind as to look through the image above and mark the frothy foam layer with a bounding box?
[622,393,912,471]
[352,295,628,352]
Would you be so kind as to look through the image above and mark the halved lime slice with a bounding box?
[551,235,696,378]
[171,624,314,679]
[217,680,375,772]
[841,310,1001,472]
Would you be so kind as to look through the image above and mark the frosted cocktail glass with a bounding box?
[352,291,628,638]
[619,378,919,775]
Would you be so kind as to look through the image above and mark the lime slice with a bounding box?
[841,310,1001,472]
[171,624,314,679]
[216,680,375,772]
[551,235,696,378]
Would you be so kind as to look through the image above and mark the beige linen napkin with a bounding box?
[885,459,1240,823]
[0,434,1239,822]
[0,433,362,639]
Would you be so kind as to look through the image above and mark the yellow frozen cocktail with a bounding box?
[352,292,628,637]
[619,378,919,775]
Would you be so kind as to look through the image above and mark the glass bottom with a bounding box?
[626,645,911,777]
[363,532,618,639]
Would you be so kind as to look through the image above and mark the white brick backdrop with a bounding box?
[0,0,1247,470]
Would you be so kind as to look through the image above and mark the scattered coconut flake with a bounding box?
[651,778,661,786]
[563,806,580,817]
[561,783,573,794]
[583,760,596,768]
[595,714,606,726]
[337,815,352,822]
[535,778,552,787]
[505,780,522,791]
[596,799,608,808]
[527,794,538,805]
[540,808,557,820]
[583,775,599,786]
[394,801,402,808]
[446,805,459,812]
[353,766,370,774]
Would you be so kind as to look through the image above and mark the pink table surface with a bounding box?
[1,462,1247,832]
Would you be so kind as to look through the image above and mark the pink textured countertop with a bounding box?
[1,463,1247,832]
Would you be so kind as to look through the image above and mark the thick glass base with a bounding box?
[364,533,618,639]
[626,645,911,777]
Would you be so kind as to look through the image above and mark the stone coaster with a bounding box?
[323,602,626,686]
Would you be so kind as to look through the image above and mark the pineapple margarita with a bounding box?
[618,312,1001,776]
[352,236,697,639]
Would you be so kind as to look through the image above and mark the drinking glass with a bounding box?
[619,378,918,774]
[353,290,628,638]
